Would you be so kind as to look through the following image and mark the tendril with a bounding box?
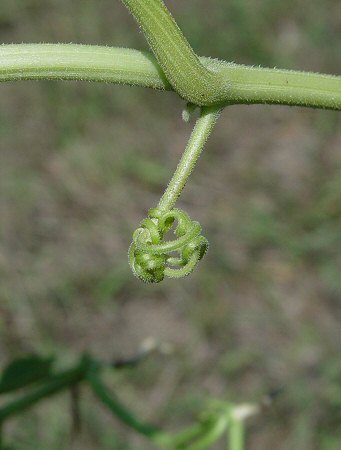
[129,208,208,283]
[128,106,221,283]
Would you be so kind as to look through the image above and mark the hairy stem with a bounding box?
[0,44,170,89]
[0,44,340,111]
[158,106,222,211]
[121,0,230,106]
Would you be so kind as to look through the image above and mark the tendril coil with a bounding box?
[129,208,208,283]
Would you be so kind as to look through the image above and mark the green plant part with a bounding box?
[1,44,340,110]
[129,207,208,283]
[1,0,341,448]
[0,349,268,450]
[121,0,230,106]
[129,106,221,283]
[0,1,340,286]
[121,0,341,283]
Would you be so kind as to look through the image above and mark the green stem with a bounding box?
[185,416,228,450]
[169,423,207,448]
[87,369,162,439]
[228,419,245,450]
[213,59,341,110]
[157,106,222,211]
[121,0,230,106]
[0,44,340,111]
[0,44,170,89]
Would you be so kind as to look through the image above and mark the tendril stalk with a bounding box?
[158,106,222,211]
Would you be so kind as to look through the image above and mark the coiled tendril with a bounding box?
[129,208,208,283]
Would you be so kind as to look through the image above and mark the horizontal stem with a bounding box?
[0,44,340,110]
[0,44,170,89]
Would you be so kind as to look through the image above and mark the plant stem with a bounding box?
[0,44,170,89]
[228,419,244,450]
[0,44,340,111]
[211,59,341,110]
[185,416,228,450]
[87,369,161,438]
[121,0,230,106]
[157,106,222,211]
[168,423,207,448]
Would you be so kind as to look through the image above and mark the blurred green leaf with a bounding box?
[0,355,54,394]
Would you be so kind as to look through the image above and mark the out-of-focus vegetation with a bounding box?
[0,0,340,448]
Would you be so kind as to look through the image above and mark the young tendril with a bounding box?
[129,107,222,283]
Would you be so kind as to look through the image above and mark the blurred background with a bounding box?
[0,0,341,448]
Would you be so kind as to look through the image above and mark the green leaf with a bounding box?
[0,355,54,394]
